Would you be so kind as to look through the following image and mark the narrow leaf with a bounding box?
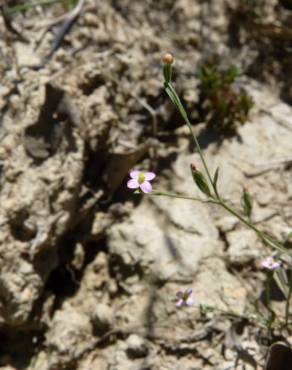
[241,187,253,219]
[213,167,220,196]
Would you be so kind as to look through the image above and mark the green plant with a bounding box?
[198,60,254,136]
[161,54,292,330]
[157,54,291,331]
[127,54,292,333]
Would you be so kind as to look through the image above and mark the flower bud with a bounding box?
[190,163,197,172]
[162,54,174,84]
[190,164,211,197]
[162,53,174,65]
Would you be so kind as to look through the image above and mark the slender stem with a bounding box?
[265,271,276,336]
[150,191,216,204]
[266,273,271,310]
[200,304,266,327]
[179,102,214,187]
[219,201,287,254]
[219,201,260,235]
[166,82,215,189]
[285,269,292,326]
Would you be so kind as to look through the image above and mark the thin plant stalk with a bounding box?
[164,82,214,189]
[265,271,276,336]
[219,201,287,254]
[151,190,217,204]
[285,269,292,326]
[199,303,267,328]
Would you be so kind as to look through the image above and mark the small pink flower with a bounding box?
[175,288,194,308]
[260,256,281,271]
[127,170,156,194]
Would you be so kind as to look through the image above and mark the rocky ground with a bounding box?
[0,0,292,369]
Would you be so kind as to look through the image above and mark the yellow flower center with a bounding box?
[138,173,145,184]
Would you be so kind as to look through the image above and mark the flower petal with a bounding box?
[185,288,192,296]
[272,262,281,270]
[176,291,183,299]
[130,170,140,179]
[144,172,156,181]
[176,299,184,308]
[140,181,152,193]
[186,297,194,307]
[261,256,281,271]
[127,179,139,189]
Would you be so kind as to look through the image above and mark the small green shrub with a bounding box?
[198,60,254,136]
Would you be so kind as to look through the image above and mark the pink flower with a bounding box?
[127,170,156,194]
[260,256,281,271]
[175,288,194,308]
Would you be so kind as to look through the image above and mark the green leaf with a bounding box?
[165,83,189,123]
[213,167,220,196]
[165,85,179,108]
[191,166,212,197]
[241,188,253,219]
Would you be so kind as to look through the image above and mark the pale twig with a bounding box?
[242,157,292,178]
[132,95,158,137]
[254,157,292,168]
[35,0,85,64]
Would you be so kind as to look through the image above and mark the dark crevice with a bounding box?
[218,228,229,252]
[82,239,108,270]
[79,74,106,96]
[0,327,45,369]
[44,235,80,307]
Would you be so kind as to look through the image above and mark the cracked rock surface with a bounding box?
[1,0,292,369]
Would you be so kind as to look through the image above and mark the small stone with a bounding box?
[92,303,113,332]
[1,135,16,154]
[107,279,118,295]
[226,229,261,266]
[126,334,148,358]
[45,305,94,368]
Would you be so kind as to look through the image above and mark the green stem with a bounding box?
[150,191,215,204]
[165,82,214,190]
[219,201,287,254]
[285,269,292,326]
[266,271,275,336]
[219,201,260,235]
[180,108,213,188]
[200,304,266,327]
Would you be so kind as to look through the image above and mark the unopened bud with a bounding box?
[243,185,249,193]
[190,164,211,198]
[190,163,197,172]
[162,53,174,65]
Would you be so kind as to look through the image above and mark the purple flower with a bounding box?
[175,288,194,308]
[127,170,156,194]
[260,256,281,271]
